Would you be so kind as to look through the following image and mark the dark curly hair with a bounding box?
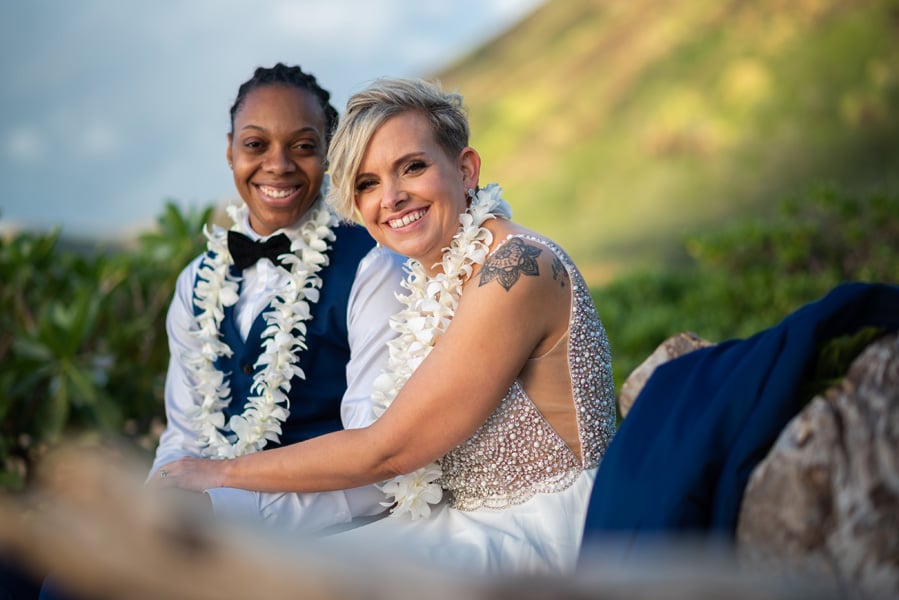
[229,63,339,148]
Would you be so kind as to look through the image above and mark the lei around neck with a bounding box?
[372,183,513,519]
[185,198,338,459]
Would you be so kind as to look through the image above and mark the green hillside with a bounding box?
[434,0,899,284]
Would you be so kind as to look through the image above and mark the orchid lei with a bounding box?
[371,183,512,519]
[184,198,338,459]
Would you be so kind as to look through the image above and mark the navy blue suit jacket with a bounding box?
[200,223,375,447]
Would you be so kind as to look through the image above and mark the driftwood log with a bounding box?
[0,447,361,600]
[0,446,822,600]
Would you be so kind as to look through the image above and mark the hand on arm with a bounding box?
[154,236,569,496]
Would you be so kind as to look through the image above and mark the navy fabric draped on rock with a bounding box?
[579,282,899,563]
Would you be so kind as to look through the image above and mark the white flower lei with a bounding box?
[372,183,512,519]
[184,197,338,459]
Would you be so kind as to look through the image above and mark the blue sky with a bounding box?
[0,0,544,239]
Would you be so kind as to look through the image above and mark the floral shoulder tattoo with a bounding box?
[478,237,542,292]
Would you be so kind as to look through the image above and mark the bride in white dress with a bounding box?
[153,77,616,575]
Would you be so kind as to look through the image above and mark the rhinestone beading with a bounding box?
[438,235,615,510]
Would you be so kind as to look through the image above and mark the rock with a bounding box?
[736,332,899,600]
[618,331,712,418]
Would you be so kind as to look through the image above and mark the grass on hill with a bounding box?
[435,0,899,284]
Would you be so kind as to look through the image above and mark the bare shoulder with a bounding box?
[477,221,570,294]
[455,220,571,359]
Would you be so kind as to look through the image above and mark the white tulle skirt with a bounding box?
[325,468,597,576]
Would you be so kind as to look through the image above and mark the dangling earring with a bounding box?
[466,188,477,203]
[228,162,233,170]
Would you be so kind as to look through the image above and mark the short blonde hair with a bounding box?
[326,78,470,221]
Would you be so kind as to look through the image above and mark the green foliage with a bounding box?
[596,185,899,390]
[800,326,886,403]
[0,201,211,490]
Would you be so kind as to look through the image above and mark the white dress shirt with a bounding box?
[150,211,406,533]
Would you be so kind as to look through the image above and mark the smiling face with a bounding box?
[227,85,327,235]
[354,110,480,272]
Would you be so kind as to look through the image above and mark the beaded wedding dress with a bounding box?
[328,235,616,576]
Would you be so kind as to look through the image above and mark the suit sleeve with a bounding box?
[149,256,208,476]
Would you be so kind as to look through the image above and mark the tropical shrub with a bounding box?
[597,184,899,391]
[0,202,211,490]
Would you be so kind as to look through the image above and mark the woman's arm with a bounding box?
[153,233,571,494]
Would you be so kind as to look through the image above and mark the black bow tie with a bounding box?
[227,231,293,270]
